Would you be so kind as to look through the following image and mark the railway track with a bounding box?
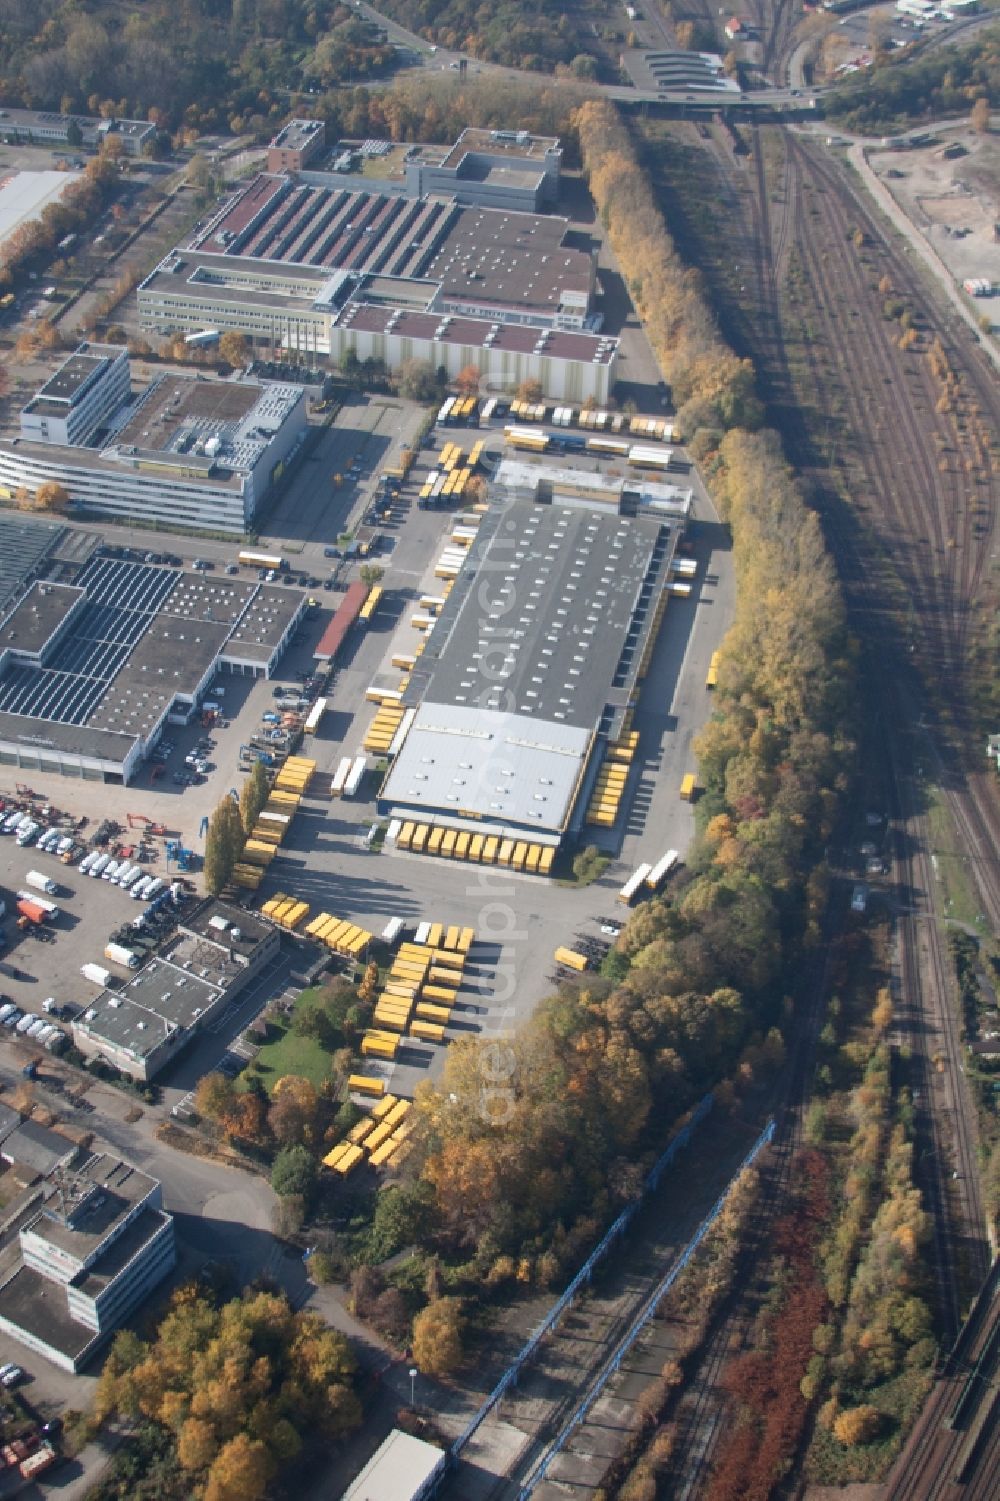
[758,128,991,1314]
[883,1257,1000,1498]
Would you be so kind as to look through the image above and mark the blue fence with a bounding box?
[516,1115,777,1498]
[448,1092,715,1466]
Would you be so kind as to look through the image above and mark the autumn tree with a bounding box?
[268,1074,320,1147]
[203,795,245,895]
[515,377,543,403]
[454,363,481,396]
[412,1297,464,1376]
[833,1404,881,1446]
[34,482,70,512]
[971,96,991,134]
[219,331,249,368]
[239,759,268,836]
[194,1071,238,1126]
[203,1434,272,1501]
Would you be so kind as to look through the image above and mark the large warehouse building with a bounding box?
[0,343,307,534]
[138,129,618,403]
[0,537,304,783]
[379,482,687,847]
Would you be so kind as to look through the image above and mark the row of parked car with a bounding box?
[0,1004,65,1051]
[1,814,48,847]
[77,852,166,900]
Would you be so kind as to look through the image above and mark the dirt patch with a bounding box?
[868,124,1000,289]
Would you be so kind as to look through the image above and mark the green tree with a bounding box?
[397,358,442,402]
[271,1144,317,1199]
[239,759,269,836]
[359,563,384,588]
[65,118,83,148]
[204,796,245,895]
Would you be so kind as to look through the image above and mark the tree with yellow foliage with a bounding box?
[412,1297,464,1377]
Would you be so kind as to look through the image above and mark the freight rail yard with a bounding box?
[0,389,731,1110]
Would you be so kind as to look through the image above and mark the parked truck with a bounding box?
[104,942,140,969]
[25,869,59,896]
[81,963,112,987]
[17,890,60,918]
[16,898,48,926]
[20,1443,57,1480]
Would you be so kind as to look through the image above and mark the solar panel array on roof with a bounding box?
[0,514,65,617]
[0,560,180,728]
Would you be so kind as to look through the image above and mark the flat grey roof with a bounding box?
[181,898,273,957]
[90,613,231,736]
[270,118,324,151]
[406,500,666,729]
[36,347,116,405]
[225,586,303,660]
[0,514,65,617]
[0,1264,96,1362]
[29,1154,156,1261]
[382,701,590,836]
[72,1206,171,1296]
[341,1428,447,1501]
[77,958,222,1062]
[0,582,83,657]
[424,206,590,311]
[0,433,248,493]
[445,127,559,165]
[0,709,137,763]
[2,1121,75,1176]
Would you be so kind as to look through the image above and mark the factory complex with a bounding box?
[0,342,307,534]
[138,126,618,403]
[0,516,304,784]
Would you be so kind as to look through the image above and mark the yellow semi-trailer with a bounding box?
[469,834,485,862]
[349,1074,385,1098]
[422,986,458,1006]
[365,1121,395,1153]
[383,1100,410,1130]
[412,825,430,852]
[554,946,589,972]
[497,838,515,866]
[458,927,475,953]
[415,1002,452,1024]
[362,1036,399,1059]
[680,772,697,801]
[538,848,555,875]
[454,832,471,861]
[398,822,415,849]
[441,830,457,858]
[427,828,444,856]
[428,946,463,968]
[428,967,461,988]
[444,925,461,951]
[410,1020,445,1043]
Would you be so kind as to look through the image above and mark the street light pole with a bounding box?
[409,1366,417,1405]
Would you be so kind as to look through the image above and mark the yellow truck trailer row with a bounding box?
[394,822,555,874]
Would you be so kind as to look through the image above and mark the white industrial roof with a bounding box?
[339,1429,446,1501]
[0,169,82,248]
[381,700,590,835]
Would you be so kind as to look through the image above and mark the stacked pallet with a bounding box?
[260,892,310,930]
[392,822,555,875]
[303,912,373,958]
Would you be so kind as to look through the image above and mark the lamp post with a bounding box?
[409,1367,418,1405]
